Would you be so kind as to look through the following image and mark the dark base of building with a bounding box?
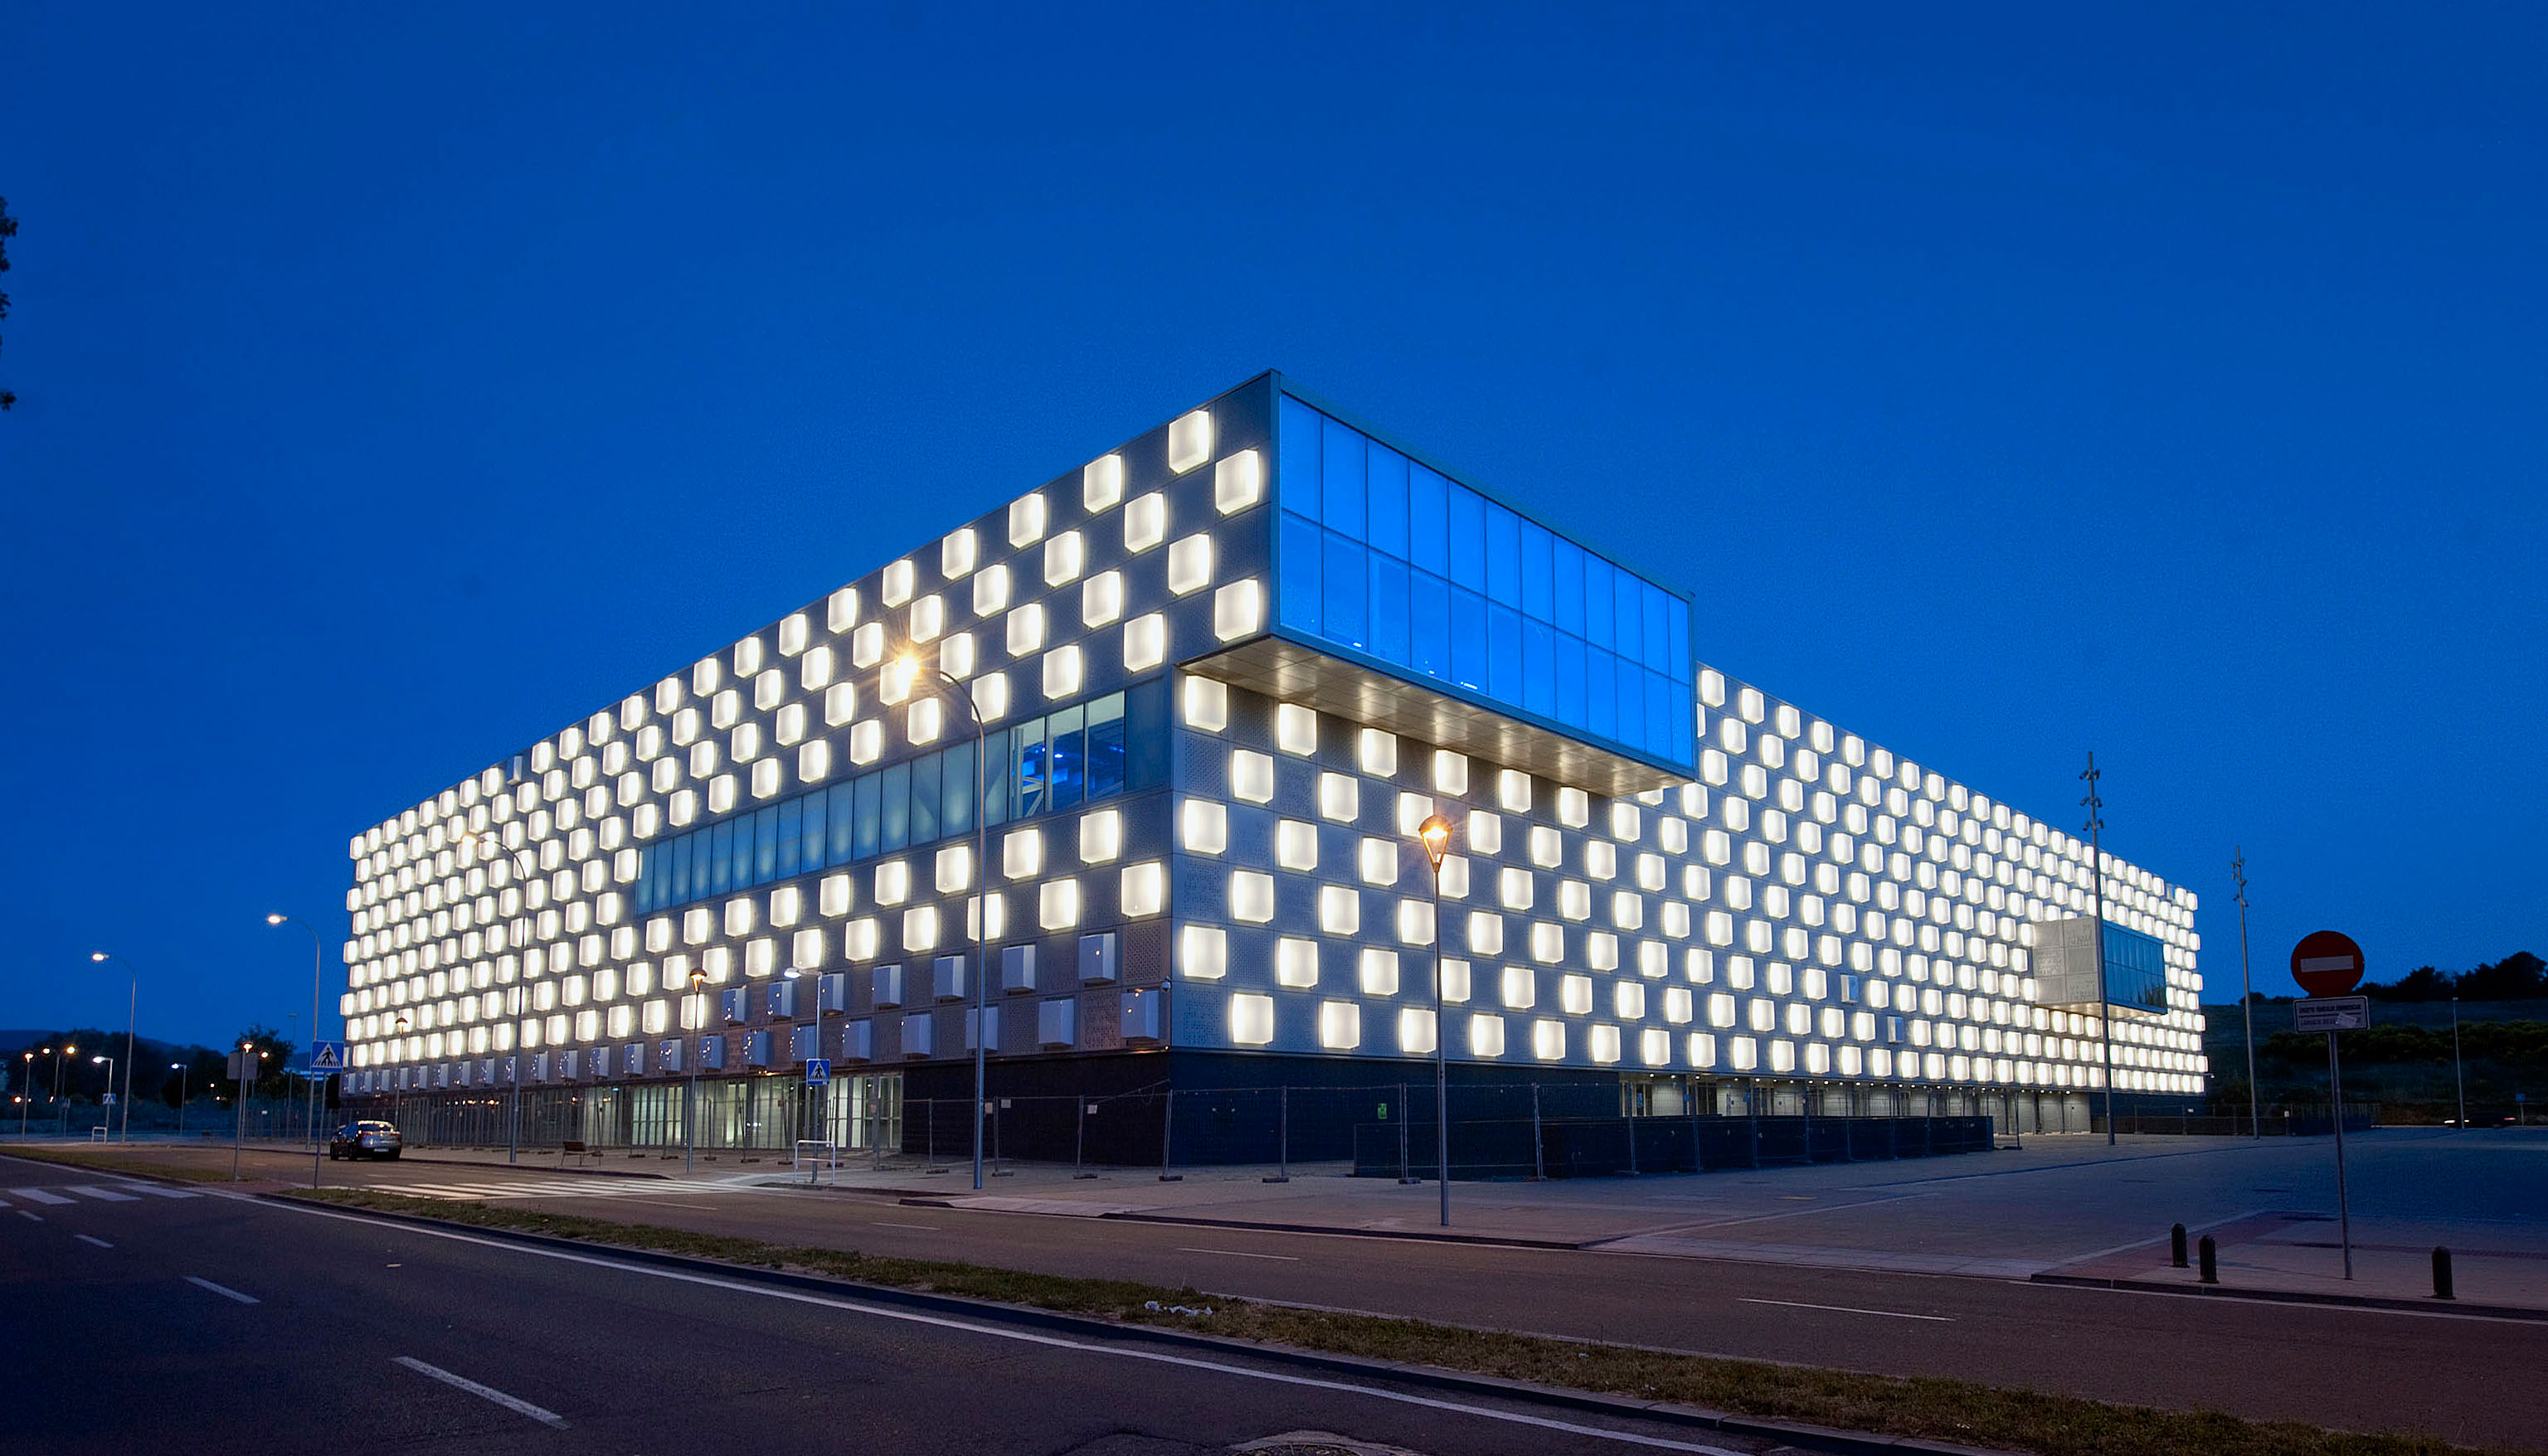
[347,1051,2185,1169]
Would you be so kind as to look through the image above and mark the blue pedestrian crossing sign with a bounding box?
[804,1058,832,1085]
[307,1041,345,1073]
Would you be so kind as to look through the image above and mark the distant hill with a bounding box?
[0,1030,52,1055]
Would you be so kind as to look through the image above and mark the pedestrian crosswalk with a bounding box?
[362,1176,748,1202]
[1,1182,199,1208]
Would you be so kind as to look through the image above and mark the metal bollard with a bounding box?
[2171,1223,2189,1269]
[2197,1234,2219,1285]
[2434,1246,2455,1301]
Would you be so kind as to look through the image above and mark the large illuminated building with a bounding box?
[341,375,2205,1159]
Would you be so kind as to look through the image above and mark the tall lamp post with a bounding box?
[265,914,328,1187]
[2451,995,2468,1131]
[461,834,542,1164]
[687,967,707,1176]
[170,1062,187,1137]
[1416,814,1456,1228]
[2231,851,2260,1138]
[2080,755,2116,1146]
[87,953,139,1142]
[391,1015,410,1138]
[17,1051,33,1137]
[231,1040,260,1181]
[892,653,991,1192]
[49,1045,75,1136]
[90,1056,116,1138]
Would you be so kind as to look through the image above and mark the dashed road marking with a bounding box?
[1738,1297,1951,1323]
[393,1357,569,1429]
[184,1276,260,1305]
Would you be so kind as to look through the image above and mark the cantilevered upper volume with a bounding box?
[338,372,2203,1136]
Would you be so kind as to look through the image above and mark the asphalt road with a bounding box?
[278,1148,2548,1450]
[0,1153,1786,1456]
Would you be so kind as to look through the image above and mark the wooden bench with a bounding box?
[562,1139,592,1166]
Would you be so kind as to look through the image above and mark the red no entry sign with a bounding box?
[2292,929,2366,997]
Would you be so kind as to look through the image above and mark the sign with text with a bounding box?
[2295,996,2371,1032]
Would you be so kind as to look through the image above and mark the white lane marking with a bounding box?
[393,1356,571,1429]
[75,1234,114,1249]
[15,1211,38,1223]
[874,1221,941,1231]
[185,1276,260,1305]
[275,1201,1748,1454]
[14,1188,75,1206]
[1179,1247,1302,1262]
[1738,1298,1951,1323]
[1663,1191,1932,1233]
[121,1183,200,1199]
[66,1186,139,1202]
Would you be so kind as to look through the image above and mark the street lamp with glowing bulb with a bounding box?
[1415,813,1456,1228]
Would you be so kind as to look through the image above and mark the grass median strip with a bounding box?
[1,1146,239,1185]
[284,1187,2508,1456]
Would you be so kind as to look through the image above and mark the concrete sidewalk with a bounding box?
[753,1128,2548,1308]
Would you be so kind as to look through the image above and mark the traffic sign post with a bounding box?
[804,1059,831,1086]
[307,1041,344,1073]
[2292,930,2366,1279]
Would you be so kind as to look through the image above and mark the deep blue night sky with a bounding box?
[2,4,2541,1048]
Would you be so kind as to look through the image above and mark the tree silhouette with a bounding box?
[0,196,15,410]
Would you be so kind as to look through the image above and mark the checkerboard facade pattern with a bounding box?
[340,376,2203,1104]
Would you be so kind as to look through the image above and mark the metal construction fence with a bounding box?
[2096,1104,2380,1137]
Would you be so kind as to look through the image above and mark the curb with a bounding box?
[261,1191,2018,1456]
[2029,1272,2548,1322]
[1098,1208,1594,1251]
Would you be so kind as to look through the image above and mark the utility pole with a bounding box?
[2232,851,2260,1138]
[2082,753,2116,1146]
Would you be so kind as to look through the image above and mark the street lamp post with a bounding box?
[462,836,543,1164]
[390,1016,409,1141]
[266,915,328,1187]
[88,953,139,1142]
[170,1063,187,1136]
[231,1041,257,1182]
[687,968,707,1177]
[2451,995,2468,1131]
[1417,814,1456,1229]
[91,1056,115,1138]
[892,653,991,1193]
[17,1051,32,1138]
[50,1046,75,1136]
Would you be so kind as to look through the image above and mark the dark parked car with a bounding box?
[328,1120,404,1160]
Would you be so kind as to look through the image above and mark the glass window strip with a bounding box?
[631,682,1165,916]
